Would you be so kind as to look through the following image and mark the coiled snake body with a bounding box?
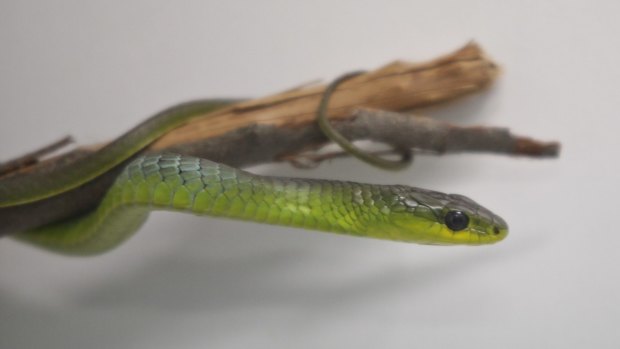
[2,76,508,255]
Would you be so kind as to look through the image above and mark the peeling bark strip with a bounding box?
[151,41,499,150]
[0,42,559,236]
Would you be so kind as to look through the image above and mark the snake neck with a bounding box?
[143,158,390,237]
[17,155,393,255]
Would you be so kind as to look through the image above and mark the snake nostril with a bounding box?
[493,226,500,235]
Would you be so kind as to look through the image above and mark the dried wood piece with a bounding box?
[151,41,499,150]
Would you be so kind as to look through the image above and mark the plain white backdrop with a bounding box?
[0,1,617,348]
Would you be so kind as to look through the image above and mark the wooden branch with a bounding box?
[0,42,559,236]
[0,136,73,176]
[160,107,559,169]
[331,108,559,156]
[150,41,499,151]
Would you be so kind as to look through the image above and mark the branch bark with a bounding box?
[0,42,558,236]
[151,41,500,151]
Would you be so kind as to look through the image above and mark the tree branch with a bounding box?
[150,41,500,150]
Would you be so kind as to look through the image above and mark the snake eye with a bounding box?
[444,210,469,231]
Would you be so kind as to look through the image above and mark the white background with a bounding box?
[0,1,616,348]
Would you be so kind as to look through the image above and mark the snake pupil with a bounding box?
[444,210,469,231]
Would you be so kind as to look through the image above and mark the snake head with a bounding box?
[370,186,508,245]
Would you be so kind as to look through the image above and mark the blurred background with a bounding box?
[0,1,617,348]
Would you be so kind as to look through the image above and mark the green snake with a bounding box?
[2,75,508,256]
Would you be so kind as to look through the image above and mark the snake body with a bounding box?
[4,76,508,255]
[15,153,507,255]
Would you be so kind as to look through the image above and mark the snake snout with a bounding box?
[487,214,509,242]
